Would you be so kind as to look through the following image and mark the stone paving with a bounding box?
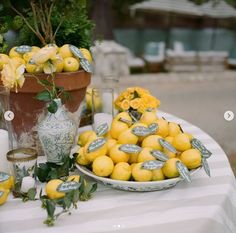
[91,71,236,163]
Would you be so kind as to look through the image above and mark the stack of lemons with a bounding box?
[0,172,14,205]
[0,44,92,73]
[76,111,204,182]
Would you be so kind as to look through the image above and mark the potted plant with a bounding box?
[0,0,94,160]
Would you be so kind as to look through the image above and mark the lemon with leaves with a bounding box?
[141,135,163,150]
[84,137,107,162]
[109,144,130,164]
[0,188,10,205]
[155,118,169,137]
[45,179,65,199]
[117,129,138,145]
[76,147,90,166]
[110,120,129,139]
[59,44,73,58]
[168,122,181,137]
[78,130,96,146]
[180,149,202,169]
[137,147,156,162]
[140,111,158,125]
[172,133,191,152]
[152,169,165,181]
[114,112,132,122]
[0,172,14,190]
[110,162,131,181]
[92,155,114,177]
[132,163,152,182]
[162,158,181,178]
[9,47,22,58]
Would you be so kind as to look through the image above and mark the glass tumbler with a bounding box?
[92,88,114,130]
[6,148,38,196]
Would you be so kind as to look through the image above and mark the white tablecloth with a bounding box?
[0,111,236,233]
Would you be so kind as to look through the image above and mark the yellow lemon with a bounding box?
[59,44,73,58]
[52,57,64,72]
[80,48,93,63]
[23,51,35,63]
[140,111,158,125]
[106,139,117,155]
[109,144,130,164]
[9,47,22,58]
[11,57,25,67]
[110,162,131,181]
[141,135,163,150]
[155,118,169,137]
[130,122,149,142]
[128,153,138,164]
[92,155,114,177]
[130,163,137,171]
[25,62,43,73]
[0,188,10,205]
[110,120,129,139]
[172,133,191,152]
[45,179,65,199]
[63,57,79,72]
[114,112,132,122]
[31,46,40,52]
[137,147,156,162]
[67,175,80,182]
[163,148,176,159]
[0,173,14,190]
[185,133,194,140]
[78,130,96,146]
[168,122,181,137]
[162,158,181,178]
[76,147,90,166]
[152,169,165,181]
[132,163,153,182]
[84,137,107,162]
[0,54,9,70]
[117,129,138,145]
[180,149,202,169]
[165,136,174,144]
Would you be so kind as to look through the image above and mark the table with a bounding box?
[0,111,236,233]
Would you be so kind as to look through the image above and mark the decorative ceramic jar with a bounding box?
[38,99,76,164]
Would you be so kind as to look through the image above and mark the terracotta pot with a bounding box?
[1,70,91,149]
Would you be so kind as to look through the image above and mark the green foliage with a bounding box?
[4,0,94,48]
[36,156,76,182]
[40,176,97,226]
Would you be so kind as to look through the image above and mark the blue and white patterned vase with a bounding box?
[38,99,76,164]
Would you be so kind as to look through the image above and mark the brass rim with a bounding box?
[6,148,38,162]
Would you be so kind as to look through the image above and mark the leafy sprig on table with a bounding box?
[36,156,76,182]
[40,176,97,226]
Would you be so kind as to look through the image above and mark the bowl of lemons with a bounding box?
[74,111,210,192]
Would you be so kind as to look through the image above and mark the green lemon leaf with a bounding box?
[35,90,51,102]
[47,100,58,113]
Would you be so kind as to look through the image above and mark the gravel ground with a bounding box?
[91,71,236,173]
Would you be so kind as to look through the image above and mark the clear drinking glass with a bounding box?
[92,88,114,130]
[6,148,38,197]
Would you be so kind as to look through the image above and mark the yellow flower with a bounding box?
[130,98,141,110]
[120,99,130,111]
[31,46,62,74]
[1,60,25,92]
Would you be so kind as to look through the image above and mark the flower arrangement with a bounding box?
[114,87,161,115]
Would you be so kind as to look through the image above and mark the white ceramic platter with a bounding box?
[76,164,201,192]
